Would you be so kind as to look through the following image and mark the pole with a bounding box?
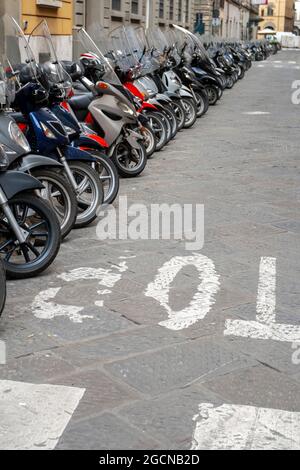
[146,0,153,29]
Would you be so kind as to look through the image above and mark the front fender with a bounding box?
[0,171,44,200]
[63,145,97,162]
[178,88,194,99]
[18,154,62,173]
[126,129,143,149]
[72,134,109,151]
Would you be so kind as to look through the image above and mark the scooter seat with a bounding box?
[68,93,93,112]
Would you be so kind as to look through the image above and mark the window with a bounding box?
[169,0,174,20]
[185,0,189,22]
[131,0,138,14]
[112,0,121,11]
[178,0,182,22]
[261,9,265,16]
[159,0,164,19]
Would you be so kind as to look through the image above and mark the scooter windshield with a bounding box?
[0,15,38,82]
[75,27,122,86]
[109,26,140,76]
[126,26,159,76]
[173,25,210,63]
[28,20,72,96]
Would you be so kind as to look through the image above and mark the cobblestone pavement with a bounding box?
[1,50,300,450]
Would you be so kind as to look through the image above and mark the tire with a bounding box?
[0,193,61,279]
[238,67,245,80]
[194,90,209,118]
[181,97,197,129]
[145,112,168,151]
[206,85,219,105]
[226,75,234,89]
[162,104,178,139]
[68,161,104,229]
[90,153,120,205]
[0,259,6,316]
[169,100,186,131]
[112,141,147,178]
[160,111,172,143]
[141,124,157,158]
[32,168,77,240]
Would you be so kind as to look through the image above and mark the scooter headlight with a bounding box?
[0,144,9,171]
[8,121,31,153]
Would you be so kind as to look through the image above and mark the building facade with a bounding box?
[194,0,260,39]
[73,0,196,31]
[1,0,74,59]
[294,0,300,34]
[258,0,295,34]
[0,0,261,62]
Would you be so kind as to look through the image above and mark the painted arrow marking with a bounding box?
[224,257,300,343]
[32,261,128,323]
[191,403,300,450]
[0,380,85,450]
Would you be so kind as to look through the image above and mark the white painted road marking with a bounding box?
[32,262,128,323]
[256,257,276,324]
[0,380,85,450]
[191,403,300,450]
[224,257,300,342]
[145,253,220,330]
[32,287,92,323]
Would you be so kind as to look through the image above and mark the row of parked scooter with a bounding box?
[0,16,273,315]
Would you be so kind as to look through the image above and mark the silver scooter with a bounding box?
[72,28,147,178]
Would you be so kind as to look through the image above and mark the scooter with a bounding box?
[6,17,103,228]
[0,137,61,279]
[70,27,147,178]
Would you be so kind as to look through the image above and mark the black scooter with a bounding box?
[0,111,77,239]
[0,143,61,279]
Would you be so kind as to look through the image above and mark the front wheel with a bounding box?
[206,85,219,105]
[32,168,77,240]
[0,193,61,279]
[69,161,104,229]
[90,153,120,205]
[181,97,197,129]
[0,259,6,316]
[112,141,147,178]
[145,112,168,151]
[169,100,186,131]
[141,124,157,158]
[194,90,209,118]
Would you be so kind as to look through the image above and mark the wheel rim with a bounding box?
[148,115,166,147]
[195,93,205,115]
[182,100,195,126]
[142,127,156,155]
[207,87,217,103]
[95,161,115,204]
[71,166,100,222]
[115,142,144,172]
[0,201,51,267]
[38,176,72,232]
